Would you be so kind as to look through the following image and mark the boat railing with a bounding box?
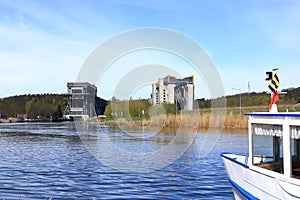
[253,154,274,164]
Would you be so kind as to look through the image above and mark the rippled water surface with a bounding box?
[0,122,248,199]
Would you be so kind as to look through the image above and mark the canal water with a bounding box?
[0,122,248,199]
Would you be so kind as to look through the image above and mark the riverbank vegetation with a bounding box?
[103,87,300,129]
[1,87,299,127]
[104,104,297,129]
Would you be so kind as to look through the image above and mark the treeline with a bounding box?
[1,86,300,120]
[103,98,177,119]
[196,87,300,109]
[0,94,68,119]
[104,87,300,119]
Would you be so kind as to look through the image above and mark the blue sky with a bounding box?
[0,0,299,100]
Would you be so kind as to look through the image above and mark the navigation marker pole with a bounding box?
[266,68,280,113]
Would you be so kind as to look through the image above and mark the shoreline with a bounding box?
[103,105,287,129]
[1,105,294,130]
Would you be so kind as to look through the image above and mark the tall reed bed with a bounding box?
[109,111,248,129]
[146,106,268,129]
[149,112,198,128]
[105,105,290,129]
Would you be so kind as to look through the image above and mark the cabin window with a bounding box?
[252,124,283,174]
[291,126,300,178]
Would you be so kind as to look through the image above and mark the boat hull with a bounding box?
[221,152,300,200]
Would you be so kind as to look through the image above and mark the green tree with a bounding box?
[26,98,35,116]
[163,103,176,115]
[52,105,63,120]
[104,101,113,118]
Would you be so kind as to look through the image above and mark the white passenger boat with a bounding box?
[221,112,300,199]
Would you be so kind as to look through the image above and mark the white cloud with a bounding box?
[0,0,299,99]
[0,0,134,97]
[0,19,95,97]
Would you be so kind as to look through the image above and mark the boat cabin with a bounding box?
[246,113,300,179]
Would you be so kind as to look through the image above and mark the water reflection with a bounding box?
[0,121,247,199]
[77,122,196,173]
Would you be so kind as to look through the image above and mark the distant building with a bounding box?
[151,75,194,110]
[174,82,194,111]
[17,114,27,120]
[66,82,107,120]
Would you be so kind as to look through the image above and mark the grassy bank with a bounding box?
[103,105,296,129]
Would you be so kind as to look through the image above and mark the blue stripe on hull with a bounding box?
[229,178,259,200]
[220,152,249,168]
